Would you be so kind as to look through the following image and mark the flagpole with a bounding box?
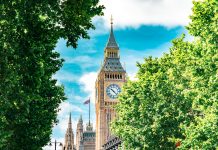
[89,98,90,126]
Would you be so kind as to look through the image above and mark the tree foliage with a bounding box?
[111,0,217,149]
[0,0,103,149]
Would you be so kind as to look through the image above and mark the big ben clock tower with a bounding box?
[95,18,126,150]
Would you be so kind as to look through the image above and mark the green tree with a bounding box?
[0,0,103,149]
[111,0,217,149]
[179,0,218,148]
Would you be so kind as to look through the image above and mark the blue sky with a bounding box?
[44,0,193,149]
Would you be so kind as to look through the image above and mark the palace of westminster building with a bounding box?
[62,19,126,150]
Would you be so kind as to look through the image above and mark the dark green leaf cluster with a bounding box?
[111,0,217,149]
[0,0,103,149]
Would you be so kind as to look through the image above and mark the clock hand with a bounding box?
[111,89,117,95]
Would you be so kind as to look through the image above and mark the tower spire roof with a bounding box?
[106,15,119,49]
[68,112,72,128]
[79,114,83,123]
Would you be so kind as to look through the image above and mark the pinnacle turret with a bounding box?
[63,113,75,150]
[79,114,83,123]
[68,112,72,128]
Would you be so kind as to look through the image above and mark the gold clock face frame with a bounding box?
[106,84,121,99]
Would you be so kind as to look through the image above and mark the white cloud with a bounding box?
[53,71,79,83]
[128,73,138,81]
[58,101,83,117]
[64,56,93,64]
[67,93,84,102]
[89,17,109,36]
[63,55,100,70]
[97,0,193,29]
[79,72,98,103]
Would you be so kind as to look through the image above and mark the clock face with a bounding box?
[106,84,121,99]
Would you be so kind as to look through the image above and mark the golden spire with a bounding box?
[110,15,113,25]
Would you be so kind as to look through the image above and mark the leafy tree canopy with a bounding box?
[111,0,217,149]
[0,0,103,149]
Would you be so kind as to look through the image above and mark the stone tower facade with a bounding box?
[95,20,126,150]
[76,115,84,150]
[83,123,96,150]
[76,115,96,150]
[63,113,76,150]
